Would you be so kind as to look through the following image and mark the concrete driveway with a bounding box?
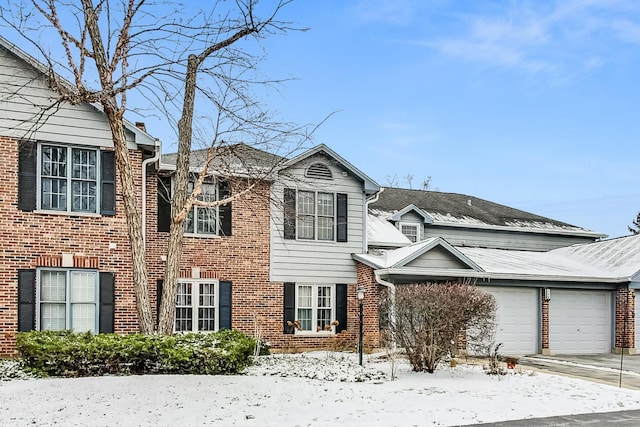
[519,354,640,389]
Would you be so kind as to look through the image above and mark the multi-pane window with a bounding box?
[296,284,334,333]
[40,145,98,213]
[185,181,218,235]
[401,223,419,243]
[297,191,335,241]
[175,280,217,332]
[38,269,98,333]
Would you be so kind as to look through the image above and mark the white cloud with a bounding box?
[422,1,640,76]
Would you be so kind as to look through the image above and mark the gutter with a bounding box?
[378,267,632,284]
[142,142,161,247]
[374,269,396,349]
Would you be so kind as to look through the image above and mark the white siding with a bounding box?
[0,45,133,148]
[424,226,595,252]
[405,246,470,269]
[270,154,365,283]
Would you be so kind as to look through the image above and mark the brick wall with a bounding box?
[0,136,141,356]
[541,290,549,354]
[615,287,635,352]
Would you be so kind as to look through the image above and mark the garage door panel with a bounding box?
[549,290,611,355]
[478,287,538,356]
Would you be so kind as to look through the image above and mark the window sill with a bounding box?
[34,209,101,218]
[183,233,222,239]
[294,330,336,337]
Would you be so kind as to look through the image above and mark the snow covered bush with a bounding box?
[16,329,263,377]
[382,282,496,373]
[0,359,34,380]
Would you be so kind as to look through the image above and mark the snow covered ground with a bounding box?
[2,351,640,426]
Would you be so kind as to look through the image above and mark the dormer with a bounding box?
[390,204,434,243]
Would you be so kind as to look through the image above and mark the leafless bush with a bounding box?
[382,282,496,373]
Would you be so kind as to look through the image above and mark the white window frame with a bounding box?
[36,143,101,214]
[400,222,420,243]
[174,279,220,333]
[35,268,99,333]
[296,190,336,242]
[184,180,220,237]
[294,283,336,335]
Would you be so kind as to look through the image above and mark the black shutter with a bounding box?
[100,151,116,215]
[336,193,348,242]
[99,272,115,333]
[18,141,37,212]
[18,269,36,332]
[335,284,347,333]
[157,176,172,232]
[283,282,296,334]
[218,180,232,237]
[283,188,296,240]
[156,280,163,325]
[219,280,232,330]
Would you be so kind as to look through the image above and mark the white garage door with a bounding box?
[549,290,612,355]
[479,287,538,355]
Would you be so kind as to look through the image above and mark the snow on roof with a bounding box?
[367,214,411,248]
[457,246,609,279]
[358,232,640,282]
[370,187,604,238]
[553,234,640,279]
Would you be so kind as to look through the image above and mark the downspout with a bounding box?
[142,141,161,248]
[375,269,396,350]
[363,187,384,253]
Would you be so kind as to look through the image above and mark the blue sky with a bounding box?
[245,0,639,239]
[4,0,638,238]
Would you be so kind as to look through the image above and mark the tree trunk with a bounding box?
[157,55,199,334]
[103,102,155,334]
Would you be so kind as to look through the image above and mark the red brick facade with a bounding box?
[615,287,635,353]
[0,136,140,355]
[1,132,637,357]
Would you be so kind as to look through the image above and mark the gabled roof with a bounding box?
[360,234,640,284]
[554,234,640,281]
[354,237,482,271]
[389,204,434,223]
[160,143,286,176]
[0,35,158,150]
[281,144,380,195]
[370,187,604,238]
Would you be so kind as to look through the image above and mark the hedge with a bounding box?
[16,329,267,377]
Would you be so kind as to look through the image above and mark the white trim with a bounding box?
[174,278,220,333]
[293,283,336,335]
[35,268,99,333]
[36,143,101,215]
[399,222,420,243]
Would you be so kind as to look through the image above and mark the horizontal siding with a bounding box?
[270,154,365,283]
[405,246,470,269]
[0,46,132,148]
[424,226,595,252]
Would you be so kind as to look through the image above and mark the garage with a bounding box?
[549,290,612,354]
[478,286,539,356]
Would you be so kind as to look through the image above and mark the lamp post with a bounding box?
[357,285,365,366]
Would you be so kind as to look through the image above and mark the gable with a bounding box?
[0,38,155,150]
[404,245,475,270]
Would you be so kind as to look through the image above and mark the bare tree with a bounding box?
[629,212,640,235]
[381,282,496,373]
[2,0,306,334]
